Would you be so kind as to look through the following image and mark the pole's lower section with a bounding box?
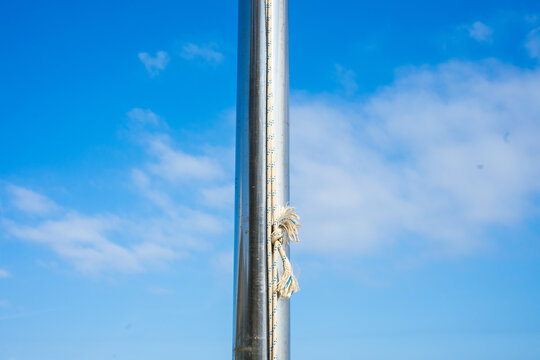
[233,0,289,359]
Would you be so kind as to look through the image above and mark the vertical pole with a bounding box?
[233,0,289,359]
[233,0,268,359]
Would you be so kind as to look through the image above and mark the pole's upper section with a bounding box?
[233,0,289,359]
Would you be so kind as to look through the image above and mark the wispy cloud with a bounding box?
[525,27,540,60]
[2,212,178,273]
[292,60,540,256]
[148,285,173,294]
[200,184,234,209]
[6,184,58,215]
[8,55,538,273]
[180,43,224,65]
[1,109,232,274]
[144,136,224,183]
[127,108,160,124]
[0,309,54,321]
[0,300,9,307]
[1,181,222,274]
[212,250,233,275]
[138,51,170,76]
[0,269,11,278]
[334,64,358,96]
[467,21,493,42]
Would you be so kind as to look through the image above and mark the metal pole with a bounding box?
[233,0,268,358]
[233,0,289,359]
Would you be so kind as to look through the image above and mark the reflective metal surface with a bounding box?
[233,0,289,359]
[233,0,268,358]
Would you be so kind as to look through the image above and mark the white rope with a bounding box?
[265,2,301,358]
[264,0,277,357]
[271,206,301,299]
[265,0,276,358]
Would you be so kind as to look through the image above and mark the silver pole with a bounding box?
[233,0,268,358]
[233,0,289,359]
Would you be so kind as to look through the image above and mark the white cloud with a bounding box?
[130,169,179,217]
[200,184,234,209]
[148,285,173,294]
[1,170,230,274]
[138,51,169,76]
[10,58,539,273]
[2,211,187,274]
[334,64,358,96]
[0,109,231,274]
[0,269,10,278]
[180,43,224,65]
[145,136,223,182]
[126,107,225,184]
[4,213,136,273]
[291,60,540,256]
[212,250,233,275]
[131,168,150,188]
[0,309,54,321]
[133,242,177,262]
[127,108,160,124]
[6,184,58,215]
[467,21,493,42]
[525,27,540,60]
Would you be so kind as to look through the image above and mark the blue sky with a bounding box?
[1,0,540,359]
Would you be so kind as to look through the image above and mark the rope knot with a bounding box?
[271,206,301,299]
[271,229,284,245]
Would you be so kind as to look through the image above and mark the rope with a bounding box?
[265,2,301,358]
[265,0,276,357]
[271,206,301,298]
[269,206,301,360]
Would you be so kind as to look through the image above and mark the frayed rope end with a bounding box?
[272,205,301,298]
[273,206,301,245]
[276,257,299,298]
